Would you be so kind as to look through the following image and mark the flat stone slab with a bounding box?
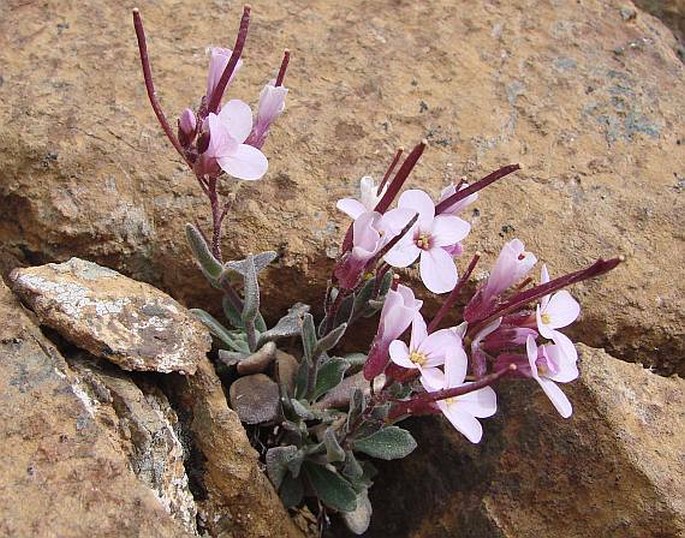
[10,257,210,374]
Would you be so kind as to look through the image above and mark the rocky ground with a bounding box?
[0,0,683,537]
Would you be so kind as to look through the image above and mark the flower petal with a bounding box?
[457,386,498,418]
[420,367,445,392]
[430,215,470,246]
[217,144,268,180]
[420,248,458,294]
[398,189,435,228]
[389,340,415,369]
[410,313,428,350]
[545,291,581,329]
[336,198,366,220]
[443,346,468,387]
[536,377,573,418]
[217,99,254,143]
[440,404,484,443]
[384,234,420,268]
[549,330,579,365]
[545,344,579,383]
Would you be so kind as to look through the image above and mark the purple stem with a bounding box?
[377,147,404,195]
[435,164,520,215]
[132,9,189,166]
[479,257,623,327]
[207,5,252,114]
[275,49,291,87]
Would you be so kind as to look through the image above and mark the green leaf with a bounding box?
[342,353,367,369]
[313,322,348,358]
[224,251,278,276]
[291,399,315,420]
[279,472,304,508]
[323,428,346,463]
[353,426,417,460]
[293,357,310,400]
[301,313,317,364]
[256,303,309,348]
[190,309,246,351]
[378,270,393,297]
[341,489,372,535]
[265,446,300,488]
[185,224,222,281]
[241,255,260,323]
[346,388,365,433]
[342,451,363,480]
[303,462,358,513]
[222,295,245,329]
[334,293,354,327]
[311,358,350,401]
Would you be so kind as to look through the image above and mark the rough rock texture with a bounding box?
[0,281,190,537]
[165,357,303,538]
[10,257,211,373]
[68,354,198,534]
[356,344,685,538]
[634,0,685,46]
[0,0,682,375]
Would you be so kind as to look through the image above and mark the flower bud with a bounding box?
[177,108,197,147]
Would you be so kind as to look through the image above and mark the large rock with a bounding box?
[9,257,210,373]
[0,0,682,374]
[164,357,304,538]
[0,280,189,537]
[358,344,685,537]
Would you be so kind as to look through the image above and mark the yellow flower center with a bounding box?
[409,350,427,366]
[416,233,431,250]
[540,312,552,325]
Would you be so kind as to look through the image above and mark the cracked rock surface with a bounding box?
[0,280,189,537]
[9,257,210,373]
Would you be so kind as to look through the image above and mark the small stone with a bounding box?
[619,6,637,21]
[10,258,210,374]
[274,350,300,396]
[229,374,280,424]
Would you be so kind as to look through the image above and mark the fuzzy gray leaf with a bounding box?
[353,426,417,460]
[304,462,358,513]
[224,251,278,276]
[185,224,222,281]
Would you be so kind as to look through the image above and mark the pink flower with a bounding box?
[178,108,197,146]
[337,176,388,220]
[384,190,471,294]
[420,347,497,443]
[484,238,537,298]
[363,284,423,380]
[389,313,458,372]
[334,208,415,289]
[525,336,578,418]
[204,99,268,180]
[206,47,243,106]
[465,238,537,322]
[246,80,288,149]
[536,265,581,363]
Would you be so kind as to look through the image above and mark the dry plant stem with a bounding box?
[435,163,521,215]
[245,318,258,352]
[207,5,252,114]
[132,9,190,166]
[377,147,404,194]
[275,50,291,86]
[427,253,481,332]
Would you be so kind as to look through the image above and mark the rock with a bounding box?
[165,357,303,537]
[0,280,189,537]
[229,373,281,425]
[275,350,300,396]
[357,344,685,537]
[0,0,682,375]
[69,354,198,534]
[9,257,211,373]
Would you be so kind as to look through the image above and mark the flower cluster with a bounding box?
[331,145,620,442]
[133,5,289,259]
[135,7,621,535]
